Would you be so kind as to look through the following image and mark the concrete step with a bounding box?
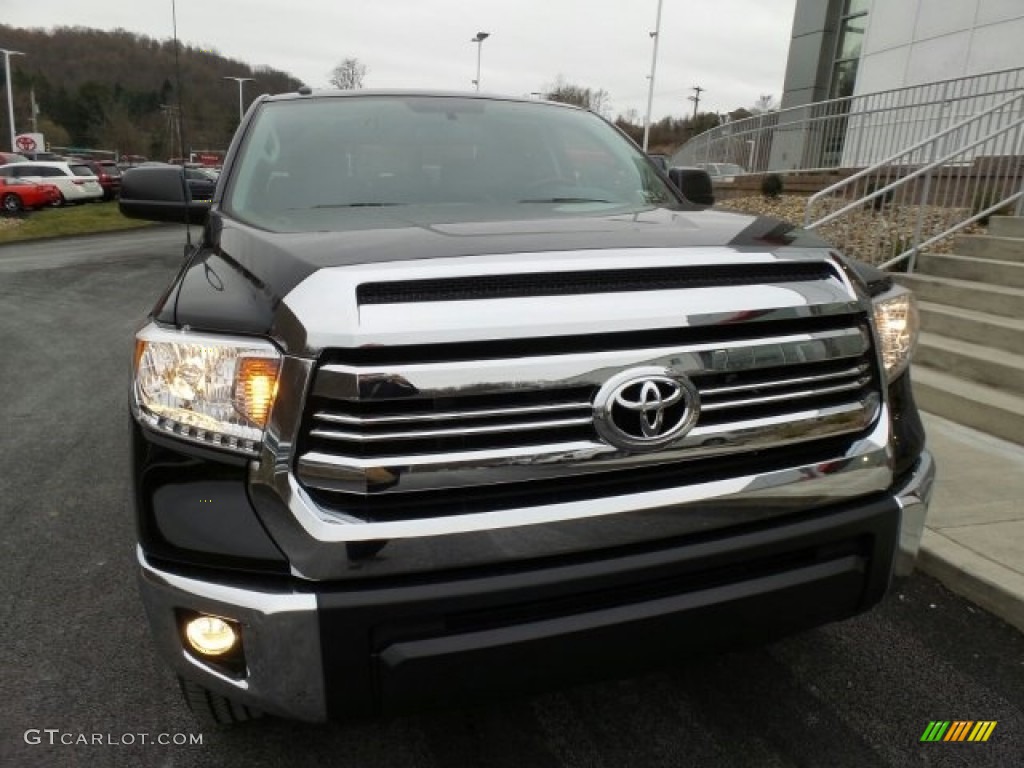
[915,332,1024,395]
[916,253,1024,289]
[954,234,1024,263]
[918,301,1024,357]
[989,216,1024,239]
[896,273,1024,319]
[913,365,1024,447]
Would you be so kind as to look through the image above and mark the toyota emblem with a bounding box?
[594,368,700,452]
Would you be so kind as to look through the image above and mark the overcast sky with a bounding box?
[1,0,797,120]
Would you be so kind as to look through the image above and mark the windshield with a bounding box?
[227,95,678,231]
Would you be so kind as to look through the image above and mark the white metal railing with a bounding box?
[670,67,1024,175]
[803,92,1024,270]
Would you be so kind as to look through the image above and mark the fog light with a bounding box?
[184,615,239,657]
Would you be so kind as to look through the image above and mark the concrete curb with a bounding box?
[918,529,1024,634]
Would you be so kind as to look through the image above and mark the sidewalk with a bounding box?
[917,412,1024,633]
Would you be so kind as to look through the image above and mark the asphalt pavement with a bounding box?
[1,229,1022,767]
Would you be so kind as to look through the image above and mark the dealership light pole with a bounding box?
[642,0,663,151]
[471,32,490,92]
[1,48,25,153]
[223,76,255,122]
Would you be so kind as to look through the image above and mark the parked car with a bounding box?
[0,161,103,205]
[21,151,67,162]
[120,90,933,725]
[0,151,27,165]
[0,177,62,212]
[75,159,123,200]
[117,154,150,173]
[121,163,218,206]
[184,166,217,201]
[696,162,747,181]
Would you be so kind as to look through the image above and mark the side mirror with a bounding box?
[667,167,714,208]
[119,165,210,224]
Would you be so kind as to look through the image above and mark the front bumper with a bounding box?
[892,449,935,577]
[139,450,934,722]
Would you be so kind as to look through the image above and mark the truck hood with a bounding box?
[168,205,836,348]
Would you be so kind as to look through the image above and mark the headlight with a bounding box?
[872,285,919,382]
[133,324,282,456]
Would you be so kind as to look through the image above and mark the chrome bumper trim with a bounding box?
[136,547,327,722]
[280,413,893,543]
[892,450,936,578]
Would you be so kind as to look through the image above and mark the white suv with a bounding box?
[0,161,103,205]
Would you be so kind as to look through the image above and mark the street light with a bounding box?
[223,76,255,122]
[471,32,490,92]
[642,0,663,151]
[1,48,25,154]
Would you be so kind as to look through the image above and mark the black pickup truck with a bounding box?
[121,90,934,725]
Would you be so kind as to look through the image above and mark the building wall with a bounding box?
[780,0,844,109]
[775,0,1024,170]
[855,0,1024,96]
[840,0,1024,167]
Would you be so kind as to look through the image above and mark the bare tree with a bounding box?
[329,58,367,90]
[544,76,610,116]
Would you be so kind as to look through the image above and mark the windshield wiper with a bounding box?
[517,197,615,204]
[309,202,405,208]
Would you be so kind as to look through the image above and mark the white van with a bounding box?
[0,161,104,205]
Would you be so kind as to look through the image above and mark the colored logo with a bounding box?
[920,721,997,742]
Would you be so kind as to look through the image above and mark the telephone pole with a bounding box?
[688,85,705,119]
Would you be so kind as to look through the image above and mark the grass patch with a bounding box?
[0,201,156,244]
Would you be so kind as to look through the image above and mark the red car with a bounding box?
[78,159,123,200]
[0,177,62,212]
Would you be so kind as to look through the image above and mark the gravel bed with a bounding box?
[716,195,985,266]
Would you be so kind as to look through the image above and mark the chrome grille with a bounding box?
[295,318,881,500]
[301,354,874,459]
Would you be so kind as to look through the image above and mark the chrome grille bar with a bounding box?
[311,327,870,402]
[698,363,869,396]
[312,401,593,426]
[296,398,880,492]
[310,415,593,443]
[699,376,872,412]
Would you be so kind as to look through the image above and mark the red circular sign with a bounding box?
[15,135,36,152]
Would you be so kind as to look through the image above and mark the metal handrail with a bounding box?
[802,91,1024,271]
[805,92,1024,227]
[884,190,1024,270]
[671,67,1024,174]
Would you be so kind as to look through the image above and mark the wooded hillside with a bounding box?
[0,24,302,158]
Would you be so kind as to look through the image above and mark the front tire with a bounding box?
[1,192,21,213]
[177,675,262,727]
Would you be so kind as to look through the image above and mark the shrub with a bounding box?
[868,182,894,212]
[760,173,783,199]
